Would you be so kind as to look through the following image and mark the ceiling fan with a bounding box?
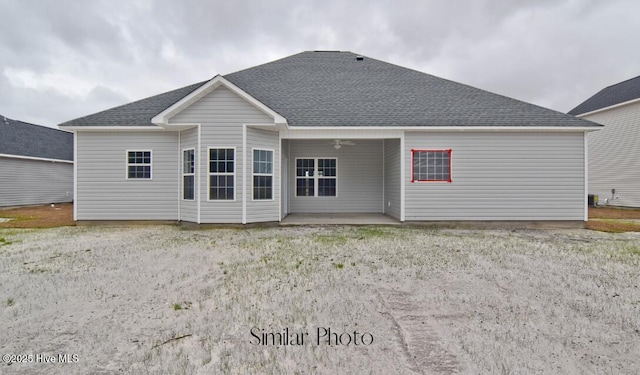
[330,139,356,149]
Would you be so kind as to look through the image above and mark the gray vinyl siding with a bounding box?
[383,139,401,219]
[179,127,198,222]
[76,131,178,220]
[404,132,585,220]
[169,86,274,223]
[0,157,73,207]
[288,139,383,213]
[584,101,640,207]
[246,127,280,223]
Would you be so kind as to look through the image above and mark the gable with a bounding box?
[152,75,286,127]
[168,85,275,125]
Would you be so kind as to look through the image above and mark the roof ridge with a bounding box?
[223,52,309,76]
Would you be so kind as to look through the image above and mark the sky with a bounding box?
[1,0,639,128]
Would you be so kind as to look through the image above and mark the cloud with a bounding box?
[0,0,639,127]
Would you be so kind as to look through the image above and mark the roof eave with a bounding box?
[573,96,640,118]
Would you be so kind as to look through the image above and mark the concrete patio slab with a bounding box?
[280,213,400,226]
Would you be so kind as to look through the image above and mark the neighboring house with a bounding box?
[569,76,640,207]
[60,51,599,224]
[0,115,74,207]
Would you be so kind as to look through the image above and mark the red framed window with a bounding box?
[411,149,452,183]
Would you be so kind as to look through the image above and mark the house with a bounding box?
[569,76,640,207]
[59,51,599,224]
[0,115,73,207]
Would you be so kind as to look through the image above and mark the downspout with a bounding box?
[400,133,406,222]
[73,131,78,221]
[197,125,201,224]
[584,131,588,222]
[178,131,181,221]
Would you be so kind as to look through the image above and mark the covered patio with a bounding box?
[280,136,403,221]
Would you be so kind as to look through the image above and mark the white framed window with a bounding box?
[253,149,274,200]
[411,149,452,183]
[182,148,195,200]
[208,147,235,200]
[295,157,337,197]
[126,150,152,179]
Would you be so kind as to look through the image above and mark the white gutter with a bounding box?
[0,153,73,164]
[283,125,601,132]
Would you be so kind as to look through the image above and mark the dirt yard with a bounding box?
[2,203,640,232]
[587,206,640,232]
[0,203,74,228]
[1,225,638,374]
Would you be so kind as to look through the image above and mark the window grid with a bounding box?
[295,158,337,197]
[209,148,235,200]
[411,149,452,183]
[182,149,195,200]
[253,149,273,200]
[127,150,151,179]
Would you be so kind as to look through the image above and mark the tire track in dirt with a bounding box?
[377,288,467,374]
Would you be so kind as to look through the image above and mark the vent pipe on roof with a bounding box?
[355,55,364,61]
[3,116,7,124]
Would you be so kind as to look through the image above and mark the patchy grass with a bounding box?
[0,226,638,374]
[0,203,74,228]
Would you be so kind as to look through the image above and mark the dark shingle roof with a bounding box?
[0,116,73,161]
[568,75,640,115]
[226,51,595,127]
[60,81,207,127]
[62,51,597,128]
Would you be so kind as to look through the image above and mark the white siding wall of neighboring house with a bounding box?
[404,132,585,220]
[383,139,401,219]
[76,131,179,220]
[179,127,198,222]
[169,86,274,223]
[0,157,73,207]
[246,127,280,223]
[583,101,640,207]
[288,139,383,213]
